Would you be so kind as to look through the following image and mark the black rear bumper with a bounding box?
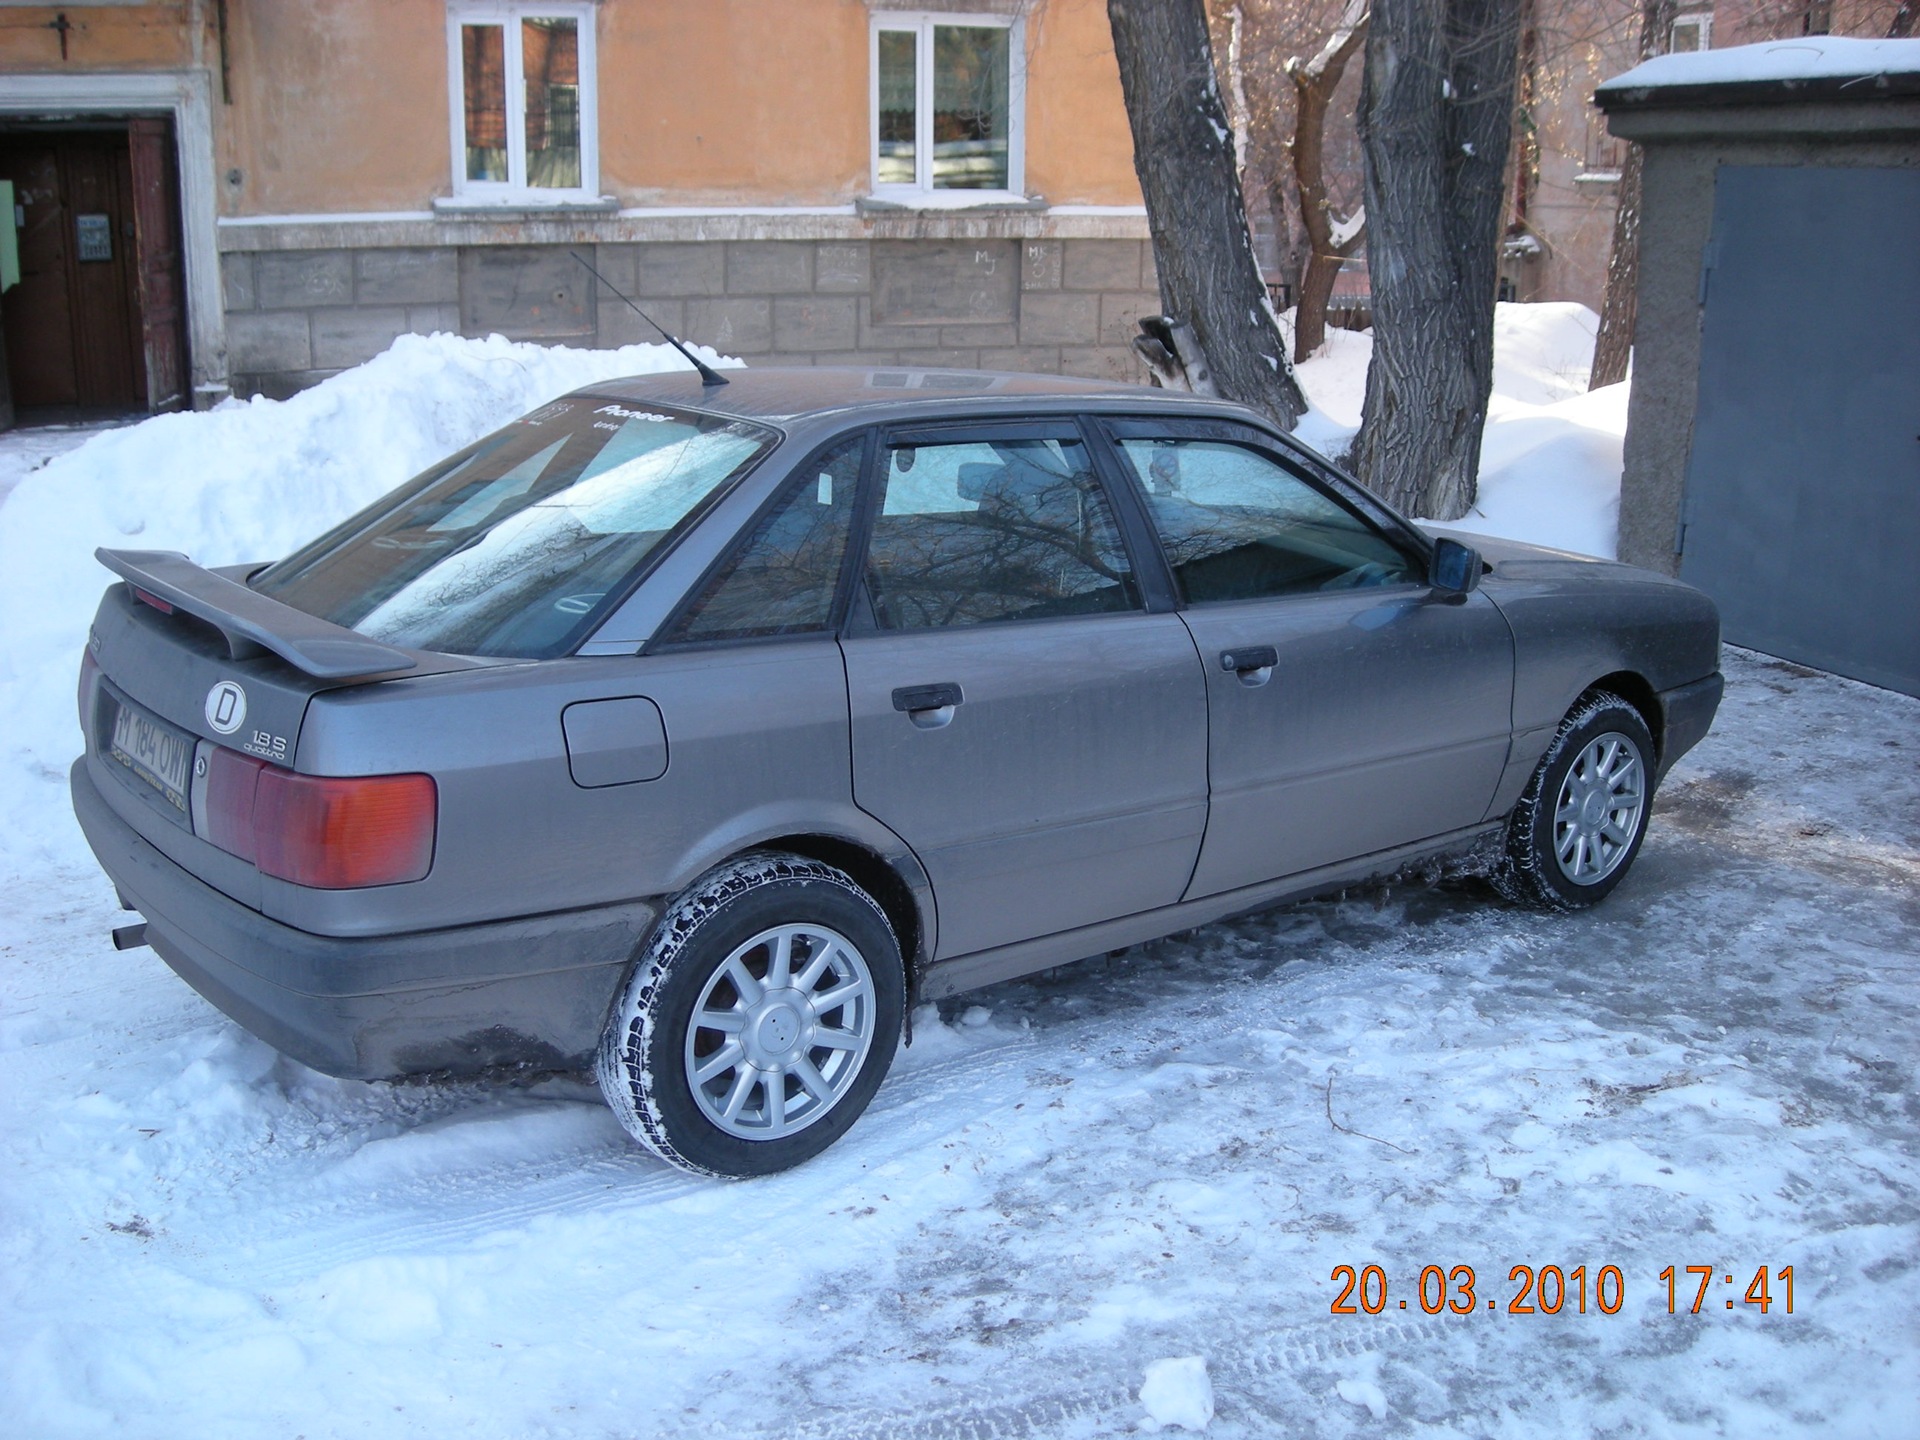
[72,759,656,1079]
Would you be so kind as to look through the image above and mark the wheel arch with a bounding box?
[755,832,931,1001]
[1582,670,1663,763]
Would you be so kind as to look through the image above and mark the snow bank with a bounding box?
[1292,301,1622,561]
[0,332,735,874]
[0,422,114,510]
[1604,35,1920,91]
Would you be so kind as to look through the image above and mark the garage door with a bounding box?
[1682,165,1920,697]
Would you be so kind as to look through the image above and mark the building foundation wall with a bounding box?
[220,236,1163,399]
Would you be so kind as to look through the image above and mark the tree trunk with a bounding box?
[1287,0,1369,364]
[1108,0,1307,428]
[1349,0,1522,521]
[1587,141,1643,389]
[1589,0,1674,391]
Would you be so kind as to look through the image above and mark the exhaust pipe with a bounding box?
[111,922,149,952]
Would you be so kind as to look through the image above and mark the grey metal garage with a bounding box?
[1599,38,1920,698]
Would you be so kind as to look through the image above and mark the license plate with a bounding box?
[109,697,193,815]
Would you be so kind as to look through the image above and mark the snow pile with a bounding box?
[0,421,117,510]
[0,332,734,873]
[1604,35,1920,91]
[1293,301,1623,560]
[1139,1356,1214,1431]
[1487,300,1603,405]
[1465,382,1627,557]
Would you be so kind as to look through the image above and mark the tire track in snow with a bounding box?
[663,1316,1458,1440]
[207,1035,1040,1287]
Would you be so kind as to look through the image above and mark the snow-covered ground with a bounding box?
[3,324,1916,1438]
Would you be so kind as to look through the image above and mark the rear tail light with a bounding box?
[200,748,436,889]
[254,770,437,889]
[204,747,268,863]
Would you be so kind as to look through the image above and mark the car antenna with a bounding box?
[568,250,729,387]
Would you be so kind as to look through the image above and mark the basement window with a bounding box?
[871,13,1026,201]
[447,3,598,203]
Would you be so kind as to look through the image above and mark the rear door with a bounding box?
[840,420,1209,960]
[1098,420,1514,899]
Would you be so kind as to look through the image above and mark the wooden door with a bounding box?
[0,133,145,412]
[129,118,187,411]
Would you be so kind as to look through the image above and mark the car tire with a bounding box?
[1492,692,1656,911]
[596,851,904,1178]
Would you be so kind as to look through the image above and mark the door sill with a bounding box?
[919,821,1504,1001]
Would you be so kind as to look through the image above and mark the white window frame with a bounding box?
[445,1,599,204]
[869,11,1026,203]
[1669,13,1712,53]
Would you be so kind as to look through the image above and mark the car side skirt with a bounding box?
[919,820,1507,1000]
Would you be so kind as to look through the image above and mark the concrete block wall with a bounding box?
[221,238,1161,399]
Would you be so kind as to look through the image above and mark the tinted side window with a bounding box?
[661,436,865,645]
[864,437,1139,630]
[1112,439,1419,603]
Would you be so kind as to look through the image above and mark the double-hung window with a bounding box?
[447,2,598,202]
[871,12,1025,200]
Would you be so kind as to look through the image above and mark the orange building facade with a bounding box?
[1,0,1160,408]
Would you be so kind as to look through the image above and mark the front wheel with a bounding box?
[1492,692,1655,911]
[597,853,904,1178]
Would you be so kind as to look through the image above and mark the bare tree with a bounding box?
[1108,0,1309,428]
[1285,0,1370,362]
[1587,0,1672,389]
[1349,0,1524,520]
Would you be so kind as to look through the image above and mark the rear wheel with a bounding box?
[596,852,904,1178]
[1492,693,1655,911]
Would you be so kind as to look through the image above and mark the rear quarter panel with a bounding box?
[280,642,891,939]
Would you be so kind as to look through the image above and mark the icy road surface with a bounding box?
[3,646,1916,1439]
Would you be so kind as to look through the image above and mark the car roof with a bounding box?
[578,365,1233,425]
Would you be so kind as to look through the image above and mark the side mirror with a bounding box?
[1428,537,1482,601]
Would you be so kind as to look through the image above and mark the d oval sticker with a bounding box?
[205,680,247,735]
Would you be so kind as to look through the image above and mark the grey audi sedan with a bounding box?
[72,367,1722,1177]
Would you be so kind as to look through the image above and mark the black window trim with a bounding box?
[643,426,877,655]
[1074,416,1182,614]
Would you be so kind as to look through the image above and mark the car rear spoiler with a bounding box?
[96,548,420,681]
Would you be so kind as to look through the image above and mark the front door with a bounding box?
[841,422,1209,960]
[1099,423,1515,899]
[0,129,147,413]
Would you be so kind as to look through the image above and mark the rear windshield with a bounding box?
[252,397,780,658]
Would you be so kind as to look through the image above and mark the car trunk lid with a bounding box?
[82,554,488,910]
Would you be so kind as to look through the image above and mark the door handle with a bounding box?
[1219,646,1277,688]
[892,682,964,728]
[1219,646,1276,673]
